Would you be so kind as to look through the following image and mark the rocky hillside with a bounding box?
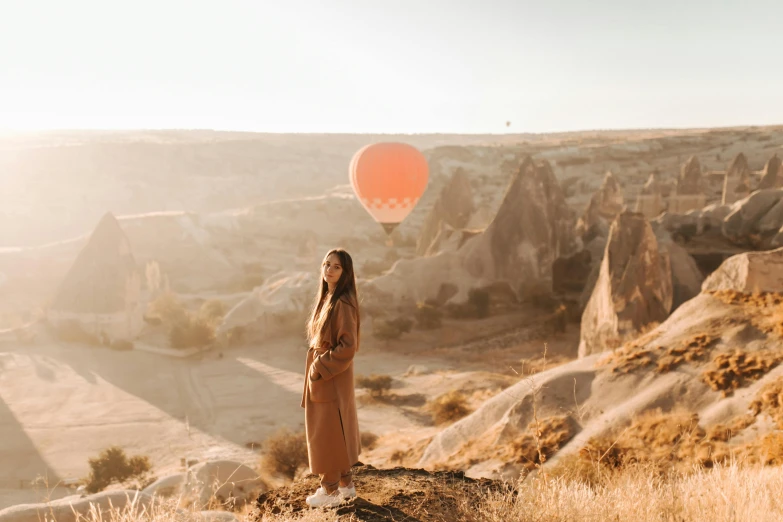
[418,247,783,480]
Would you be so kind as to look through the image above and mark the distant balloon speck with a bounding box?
[506,121,511,127]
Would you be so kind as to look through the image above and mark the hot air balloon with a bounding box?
[350,142,429,235]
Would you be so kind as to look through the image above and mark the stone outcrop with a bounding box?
[669,157,707,214]
[757,154,782,190]
[0,491,154,522]
[47,212,143,342]
[184,460,265,509]
[677,156,704,195]
[701,246,783,293]
[634,171,665,219]
[578,211,673,357]
[576,171,625,242]
[416,168,475,256]
[722,153,752,205]
[722,189,783,245]
[216,272,314,339]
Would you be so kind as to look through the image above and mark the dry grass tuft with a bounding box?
[355,374,393,397]
[512,415,577,471]
[456,464,783,522]
[702,349,782,396]
[260,428,309,481]
[704,414,757,442]
[85,447,154,493]
[750,376,783,429]
[605,333,717,374]
[427,390,472,425]
[708,290,783,338]
[656,333,716,372]
[360,431,379,450]
[561,406,783,486]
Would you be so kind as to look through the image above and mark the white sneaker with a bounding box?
[306,488,344,508]
[339,484,357,499]
[310,485,356,499]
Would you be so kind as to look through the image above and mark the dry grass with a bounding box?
[708,290,783,338]
[355,374,393,397]
[560,406,783,486]
[427,390,472,425]
[512,415,577,471]
[456,464,783,522]
[605,333,717,374]
[260,428,309,480]
[750,376,783,429]
[656,333,716,372]
[29,465,783,522]
[702,349,783,396]
[360,431,379,450]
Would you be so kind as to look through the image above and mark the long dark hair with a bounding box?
[306,248,360,348]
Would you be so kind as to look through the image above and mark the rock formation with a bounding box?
[419,247,783,479]
[634,170,665,219]
[216,271,315,340]
[0,491,154,522]
[722,188,783,245]
[365,156,577,305]
[722,153,752,205]
[668,157,707,214]
[701,246,783,293]
[416,168,475,256]
[578,211,673,358]
[575,171,625,242]
[47,212,143,342]
[468,156,575,292]
[757,154,782,190]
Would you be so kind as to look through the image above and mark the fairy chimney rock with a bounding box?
[578,211,673,358]
[576,171,625,241]
[722,153,752,205]
[416,168,475,255]
[48,212,143,340]
[669,157,706,214]
[758,154,783,190]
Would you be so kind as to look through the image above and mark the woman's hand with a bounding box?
[309,365,322,381]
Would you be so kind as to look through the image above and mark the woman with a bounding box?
[301,248,361,508]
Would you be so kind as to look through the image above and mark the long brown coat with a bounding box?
[301,293,361,474]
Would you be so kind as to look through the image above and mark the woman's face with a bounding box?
[322,253,343,287]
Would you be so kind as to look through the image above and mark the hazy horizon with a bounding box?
[2,0,782,134]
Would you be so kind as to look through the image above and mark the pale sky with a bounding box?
[1,0,781,134]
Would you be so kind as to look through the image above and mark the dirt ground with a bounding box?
[255,464,505,522]
[0,306,578,509]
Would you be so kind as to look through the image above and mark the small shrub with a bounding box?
[260,428,309,480]
[199,299,227,325]
[513,415,577,470]
[84,447,153,494]
[361,432,379,450]
[702,349,782,396]
[428,390,471,425]
[390,450,406,463]
[356,374,393,397]
[467,288,490,318]
[169,315,216,349]
[415,302,443,329]
[372,317,413,340]
[148,291,188,325]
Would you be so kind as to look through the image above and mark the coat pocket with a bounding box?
[308,375,338,403]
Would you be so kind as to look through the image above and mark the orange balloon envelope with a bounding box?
[350,142,429,235]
